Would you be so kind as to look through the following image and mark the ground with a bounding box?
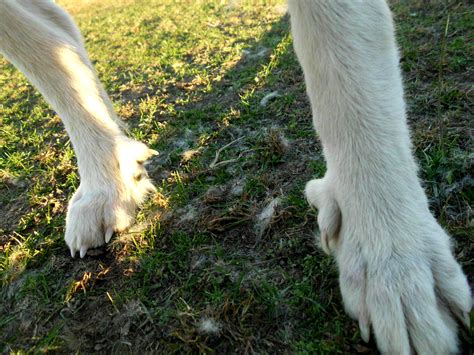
[0,0,473,353]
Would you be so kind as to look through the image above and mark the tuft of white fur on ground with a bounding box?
[230,179,245,197]
[276,130,290,151]
[198,317,221,335]
[242,48,268,60]
[255,197,281,237]
[178,205,197,224]
[260,91,280,107]
[191,254,207,270]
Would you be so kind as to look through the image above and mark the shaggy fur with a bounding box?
[0,0,156,258]
[0,0,471,353]
[289,1,471,353]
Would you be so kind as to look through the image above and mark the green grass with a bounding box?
[1,0,473,352]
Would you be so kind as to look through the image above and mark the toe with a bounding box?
[338,249,372,342]
[105,227,114,243]
[369,295,410,354]
[366,274,411,354]
[359,316,370,343]
[403,278,459,354]
[80,245,88,258]
[431,237,472,326]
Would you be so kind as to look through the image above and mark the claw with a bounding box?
[451,307,472,331]
[137,149,158,164]
[463,311,471,330]
[105,227,114,243]
[80,246,88,258]
[321,232,330,255]
[133,172,144,181]
[359,317,370,343]
[70,247,76,258]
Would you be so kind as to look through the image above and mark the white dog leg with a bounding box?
[0,0,156,257]
[288,0,471,353]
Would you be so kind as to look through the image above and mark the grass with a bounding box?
[1,0,473,352]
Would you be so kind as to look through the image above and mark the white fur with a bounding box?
[0,0,156,258]
[0,0,471,353]
[289,1,471,353]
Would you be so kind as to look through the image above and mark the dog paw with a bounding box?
[305,177,341,254]
[65,138,156,258]
[336,222,471,354]
[305,175,471,353]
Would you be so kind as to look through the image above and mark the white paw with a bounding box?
[338,225,469,352]
[305,177,341,255]
[65,138,156,258]
[337,229,471,354]
[306,177,471,353]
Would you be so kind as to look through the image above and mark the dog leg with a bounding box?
[288,1,471,353]
[0,0,156,257]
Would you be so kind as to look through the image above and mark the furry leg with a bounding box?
[0,0,156,257]
[288,0,471,353]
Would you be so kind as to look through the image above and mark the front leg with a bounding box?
[288,0,471,353]
[0,0,156,257]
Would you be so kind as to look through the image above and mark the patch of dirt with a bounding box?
[0,191,29,238]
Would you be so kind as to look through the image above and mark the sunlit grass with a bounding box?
[1,0,472,352]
